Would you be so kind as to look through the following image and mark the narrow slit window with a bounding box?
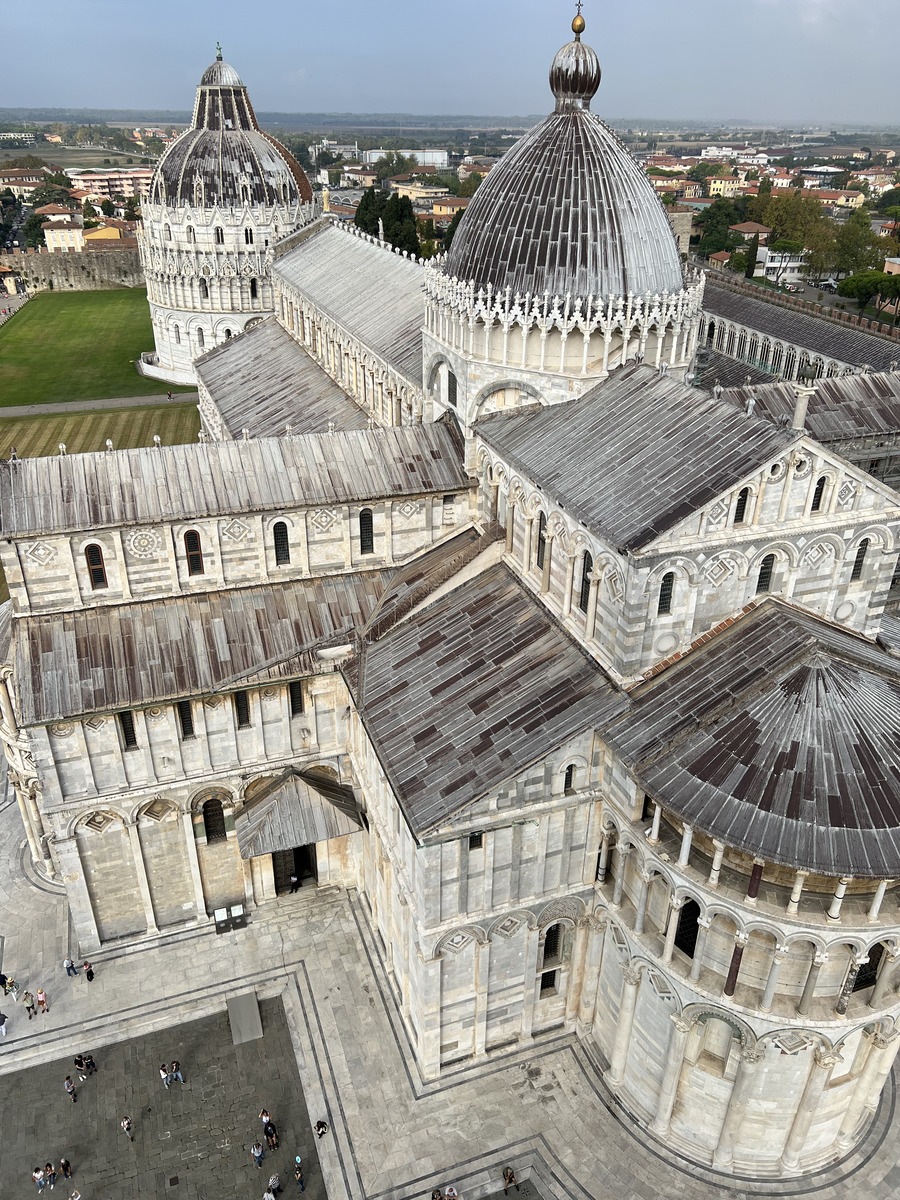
[85,543,108,590]
[447,370,457,408]
[536,512,547,569]
[214,226,224,244]
[811,475,827,513]
[184,530,204,576]
[250,278,257,300]
[756,553,775,593]
[564,764,575,794]
[244,227,254,245]
[174,325,181,345]
[288,680,304,716]
[734,487,749,524]
[186,225,195,243]
[851,538,869,582]
[176,699,195,739]
[119,710,137,749]
[197,327,205,348]
[468,832,483,850]
[657,571,674,615]
[359,508,374,555]
[578,552,592,612]
[199,279,208,300]
[234,690,251,728]
[273,520,290,565]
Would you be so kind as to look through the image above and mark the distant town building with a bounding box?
[67,167,154,201]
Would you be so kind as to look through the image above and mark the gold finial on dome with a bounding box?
[572,1,585,38]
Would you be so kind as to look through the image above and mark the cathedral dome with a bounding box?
[149,48,312,209]
[443,14,683,302]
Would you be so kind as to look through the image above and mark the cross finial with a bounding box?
[575,1,583,13]
[215,41,223,61]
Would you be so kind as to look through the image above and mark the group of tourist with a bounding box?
[252,1106,324,1196]
[30,1159,76,1195]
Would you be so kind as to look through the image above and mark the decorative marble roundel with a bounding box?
[834,601,856,621]
[654,634,679,655]
[50,723,73,738]
[126,528,162,559]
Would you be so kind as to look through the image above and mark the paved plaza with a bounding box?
[2,783,900,1200]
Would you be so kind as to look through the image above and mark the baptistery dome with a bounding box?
[149,49,312,209]
[444,15,683,302]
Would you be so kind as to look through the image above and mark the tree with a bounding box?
[100,199,115,217]
[746,176,772,224]
[22,211,47,247]
[744,233,759,278]
[762,189,826,243]
[82,200,97,219]
[838,270,890,311]
[695,197,741,256]
[834,208,885,276]
[790,174,806,188]
[443,206,465,249]
[28,182,74,209]
[381,193,419,256]
[458,172,483,198]
[877,188,900,211]
[354,186,388,236]
[728,250,749,274]
[374,152,418,182]
[804,221,838,282]
[124,195,140,221]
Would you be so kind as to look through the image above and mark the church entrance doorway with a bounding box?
[272,845,317,894]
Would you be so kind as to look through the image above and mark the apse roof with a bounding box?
[477,363,800,552]
[443,17,683,303]
[604,600,900,878]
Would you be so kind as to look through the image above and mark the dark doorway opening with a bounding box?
[272,845,317,894]
[674,898,701,958]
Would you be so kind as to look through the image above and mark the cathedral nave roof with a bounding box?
[604,599,900,878]
[273,223,425,386]
[0,422,467,536]
[357,559,621,836]
[476,363,800,553]
[196,318,368,438]
[13,571,395,726]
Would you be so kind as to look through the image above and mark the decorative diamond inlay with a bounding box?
[804,542,833,567]
[204,696,222,710]
[774,1032,811,1055]
[838,480,855,504]
[26,541,57,566]
[397,499,420,519]
[706,500,728,527]
[84,716,105,731]
[310,508,338,533]
[493,916,522,940]
[442,932,473,954]
[703,557,734,587]
[222,518,250,542]
[606,570,623,601]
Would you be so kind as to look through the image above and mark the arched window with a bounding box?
[734,487,750,524]
[811,475,827,512]
[674,899,701,958]
[199,279,208,300]
[244,227,254,245]
[578,552,592,612]
[536,512,547,570]
[563,764,575,794]
[85,543,108,589]
[224,329,232,339]
[184,530,204,575]
[164,223,171,241]
[851,538,869,581]
[273,520,290,565]
[854,942,885,992]
[756,553,775,593]
[241,184,249,204]
[196,328,205,348]
[214,226,224,245]
[657,571,675,615]
[186,225,195,243]
[542,923,562,966]
[447,369,458,408]
[202,797,227,843]
[250,278,257,300]
[359,508,374,555]
[174,325,181,345]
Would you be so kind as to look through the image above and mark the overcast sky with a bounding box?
[4,0,897,126]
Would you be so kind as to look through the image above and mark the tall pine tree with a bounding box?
[744,233,759,279]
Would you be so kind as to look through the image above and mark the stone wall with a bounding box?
[0,247,144,293]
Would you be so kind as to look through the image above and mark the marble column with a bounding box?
[611,843,629,907]
[633,872,652,935]
[835,955,864,1015]
[519,924,541,1042]
[869,948,899,1009]
[522,516,534,571]
[585,570,601,640]
[607,964,642,1086]
[473,939,489,1057]
[540,535,553,593]
[707,840,726,888]
[745,859,765,907]
[713,1045,766,1168]
[418,951,443,1082]
[835,1030,900,1151]
[53,834,101,955]
[577,916,607,1033]
[760,945,789,1014]
[13,784,42,869]
[565,918,591,1025]
[126,820,159,936]
[781,1048,842,1171]
[505,502,516,554]
[650,1015,692,1137]
[677,824,693,868]
[647,803,662,845]
[181,811,208,919]
[250,854,276,905]
[867,880,889,922]
[786,869,809,915]
[596,829,612,884]
[723,934,747,998]
[562,554,576,617]
[798,954,826,1016]
[689,918,711,982]
[662,897,685,965]
[827,876,852,922]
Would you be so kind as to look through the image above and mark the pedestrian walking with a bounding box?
[82,961,94,983]
[170,1059,184,1083]
[23,991,36,1019]
[121,1116,134,1142]
[166,390,173,401]
[251,1142,265,1168]
[159,1063,170,1089]
[63,958,78,978]
[294,1158,305,1191]
[73,1054,87,1082]
[4,976,19,1001]
[445,1187,458,1200]
[502,1168,519,1195]
[83,1052,97,1075]
[264,1120,279,1150]
[68,1191,81,1200]
[37,988,49,1014]
[32,1166,45,1192]
[314,1120,328,1139]
[64,1076,77,1103]
[0,1011,7,1038]
[263,1190,276,1200]
[45,1163,56,1191]
[289,873,299,893]
[258,1108,272,1125]
[268,1173,281,1195]
[432,1190,442,1200]
[59,1159,72,1181]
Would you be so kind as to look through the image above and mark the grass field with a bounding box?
[0,402,200,604]
[0,289,193,406]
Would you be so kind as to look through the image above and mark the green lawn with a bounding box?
[0,289,193,406]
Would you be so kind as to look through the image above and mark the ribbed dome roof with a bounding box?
[444,16,683,302]
[150,49,312,209]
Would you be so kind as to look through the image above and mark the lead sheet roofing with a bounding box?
[477,363,800,552]
[719,369,900,442]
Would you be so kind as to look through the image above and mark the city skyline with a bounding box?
[3,0,898,127]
